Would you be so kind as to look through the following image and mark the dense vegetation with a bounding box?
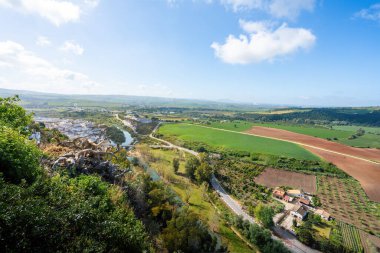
[105,125,126,145]
[237,108,380,126]
[0,96,218,253]
[232,215,290,253]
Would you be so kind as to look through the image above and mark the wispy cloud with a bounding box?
[36,36,51,47]
[60,41,84,55]
[211,20,316,64]
[0,40,100,93]
[220,0,315,19]
[355,3,380,22]
[0,0,99,26]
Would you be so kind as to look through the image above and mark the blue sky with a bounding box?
[0,0,379,106]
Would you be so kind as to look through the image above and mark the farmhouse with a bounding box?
[299,197,311,206]
[284,195,294,202]
[315,209,331,221]
[273,189,286,199]
[291,205,308,220]
[287,189,304,198]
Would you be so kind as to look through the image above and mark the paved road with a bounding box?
[185,123,380,165]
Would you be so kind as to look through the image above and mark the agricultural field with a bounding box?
[158,123,319,161]
[252,123,354,140]
[203,120,380,148]
[205,120,353,139]
[213,158,283,213]
[254,168,317,194]
[317,176,380,237]
[333,221,364,253]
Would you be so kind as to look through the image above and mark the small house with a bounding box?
[273,189,286,199]
[299,197,311,206]
[284,195,294,203]
[287,189,304,198]
[315,209,331,221]
[291,205,308,220]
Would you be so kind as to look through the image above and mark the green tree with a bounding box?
[0,96,32,132]
[185,156,200,179]
[0,126,42,184]
[172,158,180,174]
[194,162,211,183]
[106,126,126,145]
[254,204,274,228]
[162,208,216,253]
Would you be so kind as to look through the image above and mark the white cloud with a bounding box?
[221,0,263,12]
[60,41,84,55]
[269,0,315,20]
[211,20,316,64]
[84,0,100,8]
[0,0,99,26]
[220,0,315,19]
[36,36,51,47]
[0,40,100,93]
[355,3,380,22]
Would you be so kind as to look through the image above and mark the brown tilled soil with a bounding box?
[246,126,380,202]
[247,126,380,162]
[254,168,317,193]
[304,146,380,202]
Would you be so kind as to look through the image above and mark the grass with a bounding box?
[138,146,256,253]
[158,123,319,161]
[313,223,331,238]
[338,133,380,148]
[332,125,380,135]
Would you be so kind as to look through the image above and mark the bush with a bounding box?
[0,96,32,132]
[0,126,42,184]
[0,175,152,253]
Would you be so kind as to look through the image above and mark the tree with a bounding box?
[254,204,274,228]
[172,158,180,174]
[0,126,42,184]
[194,162,211,183]
[0,96,32,132]
[185,156,200,179]
[162,208,216,253]
[106,126,126,145]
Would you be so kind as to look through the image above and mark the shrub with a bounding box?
[0,126,42,184]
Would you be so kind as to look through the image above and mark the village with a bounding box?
[272,187,331,236]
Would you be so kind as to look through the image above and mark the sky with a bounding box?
[0,0,380,106]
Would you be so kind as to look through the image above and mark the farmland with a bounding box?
[205,120,380,148]
[158,123,319,160]
[333,221,363,253]
[206,120,353,139]
[254,168,317,194]
[317,176,380,237]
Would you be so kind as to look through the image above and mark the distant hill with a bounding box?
[0,88,279,111]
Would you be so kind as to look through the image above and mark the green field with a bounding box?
[332,125,380,134]
[158,123,319,160]
[206,121,380,148]
[207,121,353,139]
